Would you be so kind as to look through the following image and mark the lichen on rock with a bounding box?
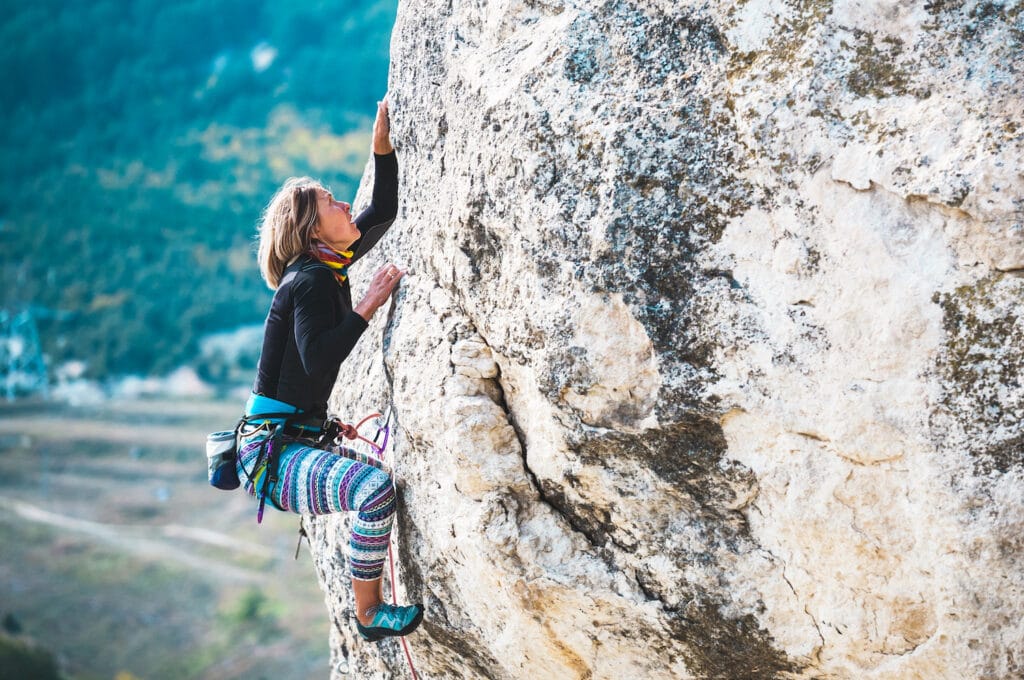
[933,273,1024,476]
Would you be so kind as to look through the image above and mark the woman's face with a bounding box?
[313,189,360,251]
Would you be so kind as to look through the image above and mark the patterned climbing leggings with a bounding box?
[236,436,395,581]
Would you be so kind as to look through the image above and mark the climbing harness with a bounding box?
[243,412,320,523]
[211,409,326,523]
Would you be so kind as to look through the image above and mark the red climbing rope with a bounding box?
[388,541,419,679]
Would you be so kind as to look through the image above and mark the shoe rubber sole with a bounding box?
[357,605,424,642]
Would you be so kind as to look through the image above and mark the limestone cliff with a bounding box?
[303,1,1024,678]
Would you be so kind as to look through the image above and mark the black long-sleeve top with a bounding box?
[252,151,399,415]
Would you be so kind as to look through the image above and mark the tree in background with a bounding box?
[0,0,398,382]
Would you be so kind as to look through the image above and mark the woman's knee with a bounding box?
[358,471,396,518]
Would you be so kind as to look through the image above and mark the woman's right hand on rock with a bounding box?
[354,263,405,321]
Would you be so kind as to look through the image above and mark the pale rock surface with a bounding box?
[299,1,1024,678]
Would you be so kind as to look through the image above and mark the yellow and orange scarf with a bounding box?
[308,240,353,285]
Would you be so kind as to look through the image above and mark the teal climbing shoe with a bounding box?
[356,603,424,642]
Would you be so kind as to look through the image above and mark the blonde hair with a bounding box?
[256,177,326,289]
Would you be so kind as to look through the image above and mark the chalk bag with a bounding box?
[206,429,240,490]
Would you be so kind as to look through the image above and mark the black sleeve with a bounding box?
[351,151,399,262]
[291,270,369,376]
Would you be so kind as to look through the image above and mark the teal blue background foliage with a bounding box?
[0,0,398,381]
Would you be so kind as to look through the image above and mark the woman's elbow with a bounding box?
[297,343,328,377]
[300,345,349,377]
[299,355,322,377]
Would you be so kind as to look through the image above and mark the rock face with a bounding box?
[303,1,1024,678]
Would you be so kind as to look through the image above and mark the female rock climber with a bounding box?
[238,96,423,642]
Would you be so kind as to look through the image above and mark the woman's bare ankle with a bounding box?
[356,603,380,626]
[352,577,383,625]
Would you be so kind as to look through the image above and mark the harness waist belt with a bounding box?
[246,393,325,428]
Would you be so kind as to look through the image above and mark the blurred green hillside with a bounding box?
[0,0,397,380]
